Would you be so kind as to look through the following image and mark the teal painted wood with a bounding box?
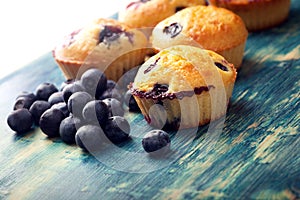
[0,1,299,199]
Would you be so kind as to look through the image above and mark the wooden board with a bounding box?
[0,1,299,199]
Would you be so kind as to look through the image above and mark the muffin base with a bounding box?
[53,48,148,82]
[132,83,234,130]
[210,0,291,32]
[218,42,246,70]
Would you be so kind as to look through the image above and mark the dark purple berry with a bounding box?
[124,90,140,112]
[59,116,83,144]
[35,83,58,101]
[175,6,186,12]
[29,100,51,125]
[82,100,109,126]
[144,57,160,74]
[106,80,117,90]
[48,92,64,105]
[13,96,36,110]
[142,129,170,153]
[117,67,139,93]
[39,108,66,138]
[16,92,37,101]
[163,22,182,38]
[214,62,229,71]
[102,98,124,117]
[80,68,107,97]
[98,25,124,44]
[104,116,130,144]
[97,88,123,102]
[62,81,85,103]
[60,79,75,91]
[7,109,34,133]
[75,125,107,151]
[67,91,93,119]
[126,0,151,9]
[51,102,70,117]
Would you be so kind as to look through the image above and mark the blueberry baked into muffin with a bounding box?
[151,5,248,69]
[130,45,237,130]
[209,0,291,31]
[118,0,206,29]
[53,18,148,81]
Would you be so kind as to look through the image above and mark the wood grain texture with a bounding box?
[0,1,299,199]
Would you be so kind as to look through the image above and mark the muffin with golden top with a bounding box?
[118,0,206,29]
[208,0,291,31]
[53,18,148,81]
[151,5,248,69]
[130,45,237,130]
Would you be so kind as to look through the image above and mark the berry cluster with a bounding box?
[7,68,171,153]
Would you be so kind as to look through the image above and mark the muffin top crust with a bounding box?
[54,18,147,63]
[151,5,248,52]
[131,45,236,99]
[118,0,206,28]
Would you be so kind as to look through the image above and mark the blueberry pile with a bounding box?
[6,68,171,153]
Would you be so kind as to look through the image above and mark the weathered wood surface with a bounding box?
[0,1,299,199]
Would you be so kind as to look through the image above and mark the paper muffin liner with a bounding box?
[218,42,246,70]
[211,0,290,32]
[133,83,234,130]
[53,48,149,82]
[100,48,149,82]
[52,51,83,80]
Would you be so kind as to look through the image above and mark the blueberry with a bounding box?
[59,116,83,144]
[163,22,182,38]
[39,108,66,138]
[98,25,123,44]
[142,130,170,153]
[106,80,117,90]
[62,81,85,103]
[97,88,123,102]
[67,91,93,119]
[29,100,51,125]
[126,0,150,9]
[51,102,70,117]
[7,109,34,133]
[82,100,109,126]
[214,62,229,71]
[124,90,140,112]
[13,96,36,110]
[80,68,107,97]
[35,82,58,101]
[175,6,186,12]
[104,116,130,144]
[102,98,124,117]
[60,79,75,91]
[117,67,139,93]
[75,125,107,151]
[48,92,64,105]
[97,79,123,101]
[16,91,37,101]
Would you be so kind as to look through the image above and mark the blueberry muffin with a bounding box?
[118,0,206,29]
[209,0,291,31]
[130,45,237,129]
[151,5,248,69]
[53,18,148,81]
